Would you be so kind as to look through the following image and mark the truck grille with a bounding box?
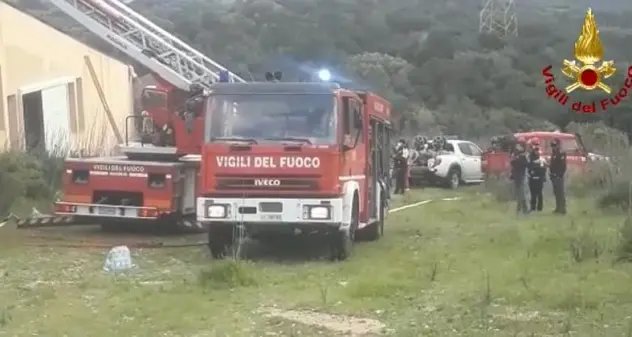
[215,177,318,190]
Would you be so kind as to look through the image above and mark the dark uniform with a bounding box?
[527,150,546,211]
[510,143,529,214]
[550,139,567,214]
[393,140,409,195]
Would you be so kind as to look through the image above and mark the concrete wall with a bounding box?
[0,2,134,154]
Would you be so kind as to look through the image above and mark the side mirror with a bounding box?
[342,134,354,151]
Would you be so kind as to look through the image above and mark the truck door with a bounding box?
[466,142,484,180]
[457,142,477,180]
[368,119,377,218]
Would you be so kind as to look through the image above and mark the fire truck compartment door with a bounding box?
[181,168,197,214]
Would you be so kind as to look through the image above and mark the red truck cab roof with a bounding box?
[482,131,589,176]
[514,131,586,154]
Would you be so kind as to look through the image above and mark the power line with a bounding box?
[479,0,518,38]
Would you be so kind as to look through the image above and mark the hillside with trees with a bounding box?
[11,0,632,138]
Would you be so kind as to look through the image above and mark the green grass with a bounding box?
[2,187,632,336]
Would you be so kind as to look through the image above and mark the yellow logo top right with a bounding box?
[562,8,616,94]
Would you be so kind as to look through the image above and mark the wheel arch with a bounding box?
[341,180,360,230]
[448,162,461,173]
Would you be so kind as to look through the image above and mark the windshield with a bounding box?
[205,94,336,145]
[141,89,168,110]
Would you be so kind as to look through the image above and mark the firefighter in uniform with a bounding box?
[550,138,567,214]
[393,139,409,194]
[527,138,546,212]
[510,141,529,214]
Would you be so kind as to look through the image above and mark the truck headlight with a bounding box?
[207,204,227,218]
[304,206,330,219]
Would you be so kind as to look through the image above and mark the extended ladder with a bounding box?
[48,0,246,91]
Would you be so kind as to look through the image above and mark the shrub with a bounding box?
[563,122,632,210]
[0,149,66,216]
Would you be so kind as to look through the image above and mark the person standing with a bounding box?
[393,139,409,194]
[407,139,420,188]
[404,140,413,191]
[510,142,529,214]
[527,139,546,212]
[549,138,567,214]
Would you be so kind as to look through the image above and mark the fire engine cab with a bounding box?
[196,82,393,261]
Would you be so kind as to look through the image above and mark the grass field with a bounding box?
[2,187,632,336]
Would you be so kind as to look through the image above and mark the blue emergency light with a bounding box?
[317,68,331,81]
[218,70,230,83]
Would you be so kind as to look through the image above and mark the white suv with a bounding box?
[411,140,485,189]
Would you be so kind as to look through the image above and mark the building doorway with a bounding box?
[22,91,44,153]
[20,81,72,154]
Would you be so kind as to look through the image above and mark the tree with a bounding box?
[18,0,632,138]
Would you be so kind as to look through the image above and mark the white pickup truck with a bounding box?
[410,139,485,189]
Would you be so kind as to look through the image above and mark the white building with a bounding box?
[0,2,134,154]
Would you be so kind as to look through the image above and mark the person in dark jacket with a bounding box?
[550,138,567,214]
[527,138,547,211]
[393,139,409,194]
[510,141,529,214]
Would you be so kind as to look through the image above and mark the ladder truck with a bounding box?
[16,0,245,232]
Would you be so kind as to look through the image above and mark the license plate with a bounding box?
[98,207,116,215]
[261,214,282,221]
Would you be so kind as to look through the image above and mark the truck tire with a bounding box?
[446,166,461,189]
[329,198,357,261]
[359,196,384,241]
[329,229,352,261]
[208,225,234,259]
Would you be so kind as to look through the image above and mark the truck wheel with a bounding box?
[329,228,352,261]
[208,225,234,259]
[329,200,357,261]
[360,197,384,241]
[446,167,461,189]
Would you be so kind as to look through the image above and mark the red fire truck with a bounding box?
[481,131,590,177]
[196,82,393,260]
[16,0,243,231]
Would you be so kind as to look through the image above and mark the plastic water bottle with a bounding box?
[103,245,133,273]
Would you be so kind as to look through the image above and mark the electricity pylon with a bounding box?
[479,0,518,38]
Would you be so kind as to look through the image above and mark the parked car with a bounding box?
[410,138,484,189]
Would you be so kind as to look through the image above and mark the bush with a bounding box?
[0,151,63,216]
[563,122,632,210]
[568,161,616,198]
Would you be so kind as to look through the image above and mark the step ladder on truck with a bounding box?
[13,0,245,232]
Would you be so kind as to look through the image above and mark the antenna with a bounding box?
[479,0,518,38]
